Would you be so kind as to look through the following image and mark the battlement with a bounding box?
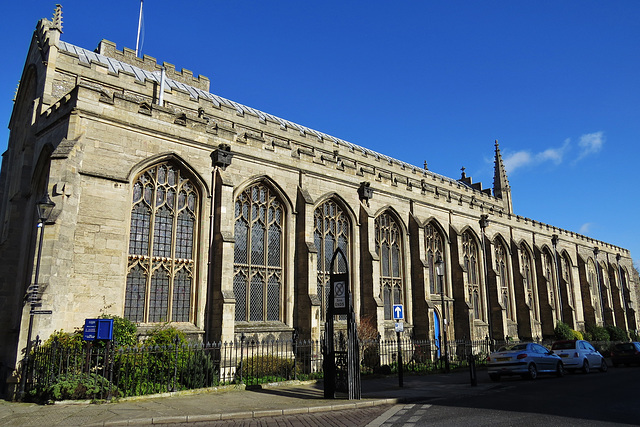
[95,40,210,92]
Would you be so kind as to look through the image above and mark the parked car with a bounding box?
[551,340,608,373]
[611,342,640,367]
[487,342,565,381]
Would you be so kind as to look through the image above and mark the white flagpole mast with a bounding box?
[135,0,144,57]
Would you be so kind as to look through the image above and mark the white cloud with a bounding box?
[502,139,570,174]
[499,132,603,174]
[579,222,593,234]
[577,131,604,161]
[503,151,532,173]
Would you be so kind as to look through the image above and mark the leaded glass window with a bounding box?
[521,246,538,320]
[233,183,283,322]
[125,162,198,323]
[425,224,445,295]
[588,259,601,323]
[376,212,403,321]
[561,255,576,308]
[315,200,350,321]
[543,250,560,316]
[463,231,481,320]
[495,241,513,320]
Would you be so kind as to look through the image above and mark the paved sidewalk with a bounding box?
[0,370,495,426]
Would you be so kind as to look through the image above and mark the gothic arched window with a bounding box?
[561,254,576,308]
[587,259,601,323]
[233,183,284,322]
[425,223,445,295]
[125,162,199,323]
[315,200,350,321]
[543,250,559,313]
[376,212,403,320]
[495,241,513,320]
[463,231,481,320]
[521,246,538,321]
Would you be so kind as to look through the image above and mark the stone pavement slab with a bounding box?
[0,370,495,426]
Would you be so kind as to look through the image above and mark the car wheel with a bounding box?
[527,363,537,380]
[582,359,590,374]
[600,359,608,373]
[489,373,500,382]
[556,362,565,377]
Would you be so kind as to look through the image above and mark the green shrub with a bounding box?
[28,373,119,402]
[99,314,137,347]
[572,329,584,340]
[178,348,219,389]
[554,321,574,340]
[239,355,296,384]
[606,325,628,342]
[40,329,84,352]
[585,324,610,341]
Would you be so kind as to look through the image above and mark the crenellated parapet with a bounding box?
[95,40,210,92]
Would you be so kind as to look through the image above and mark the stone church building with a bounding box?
[1,8,637,390]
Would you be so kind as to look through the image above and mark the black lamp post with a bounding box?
[18,193,55,398]
[436,254,449,373]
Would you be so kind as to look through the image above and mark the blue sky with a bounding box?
[2,1,639,269]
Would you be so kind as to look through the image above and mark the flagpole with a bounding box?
[135,0,144,57]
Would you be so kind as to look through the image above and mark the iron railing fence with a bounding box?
[23,337,489,401]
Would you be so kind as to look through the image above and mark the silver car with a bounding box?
[551,340,608,373]
[487,342,565,381]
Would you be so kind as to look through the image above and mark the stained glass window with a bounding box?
[125,162,198,323]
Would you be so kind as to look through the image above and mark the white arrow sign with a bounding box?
[393,304,403,320]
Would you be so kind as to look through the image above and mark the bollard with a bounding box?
[468,354,477,387]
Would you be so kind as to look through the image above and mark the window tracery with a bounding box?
[425,223,445,295]
[463,231,481,320]
[233,183,284,322]
[495,241,513,320]
[125,162,198,323]
[376,212,403,321]
[315,200,350,321]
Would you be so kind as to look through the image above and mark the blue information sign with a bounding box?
[83,318,114,341]
[83,318,97,341]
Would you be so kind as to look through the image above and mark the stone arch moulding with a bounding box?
[458,225,482,247]
[30,142,55,192]
[373,205,408,236]
[314,192,359,228]
[233,174,295,215]
[492,233,512,255]
[423,216,450,244]
[127,152,211,198]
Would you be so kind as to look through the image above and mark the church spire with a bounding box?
[493,140,513,214]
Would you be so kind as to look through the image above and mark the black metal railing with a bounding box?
[22,336,489,402]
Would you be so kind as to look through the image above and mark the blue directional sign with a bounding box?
[393,304,404,320]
